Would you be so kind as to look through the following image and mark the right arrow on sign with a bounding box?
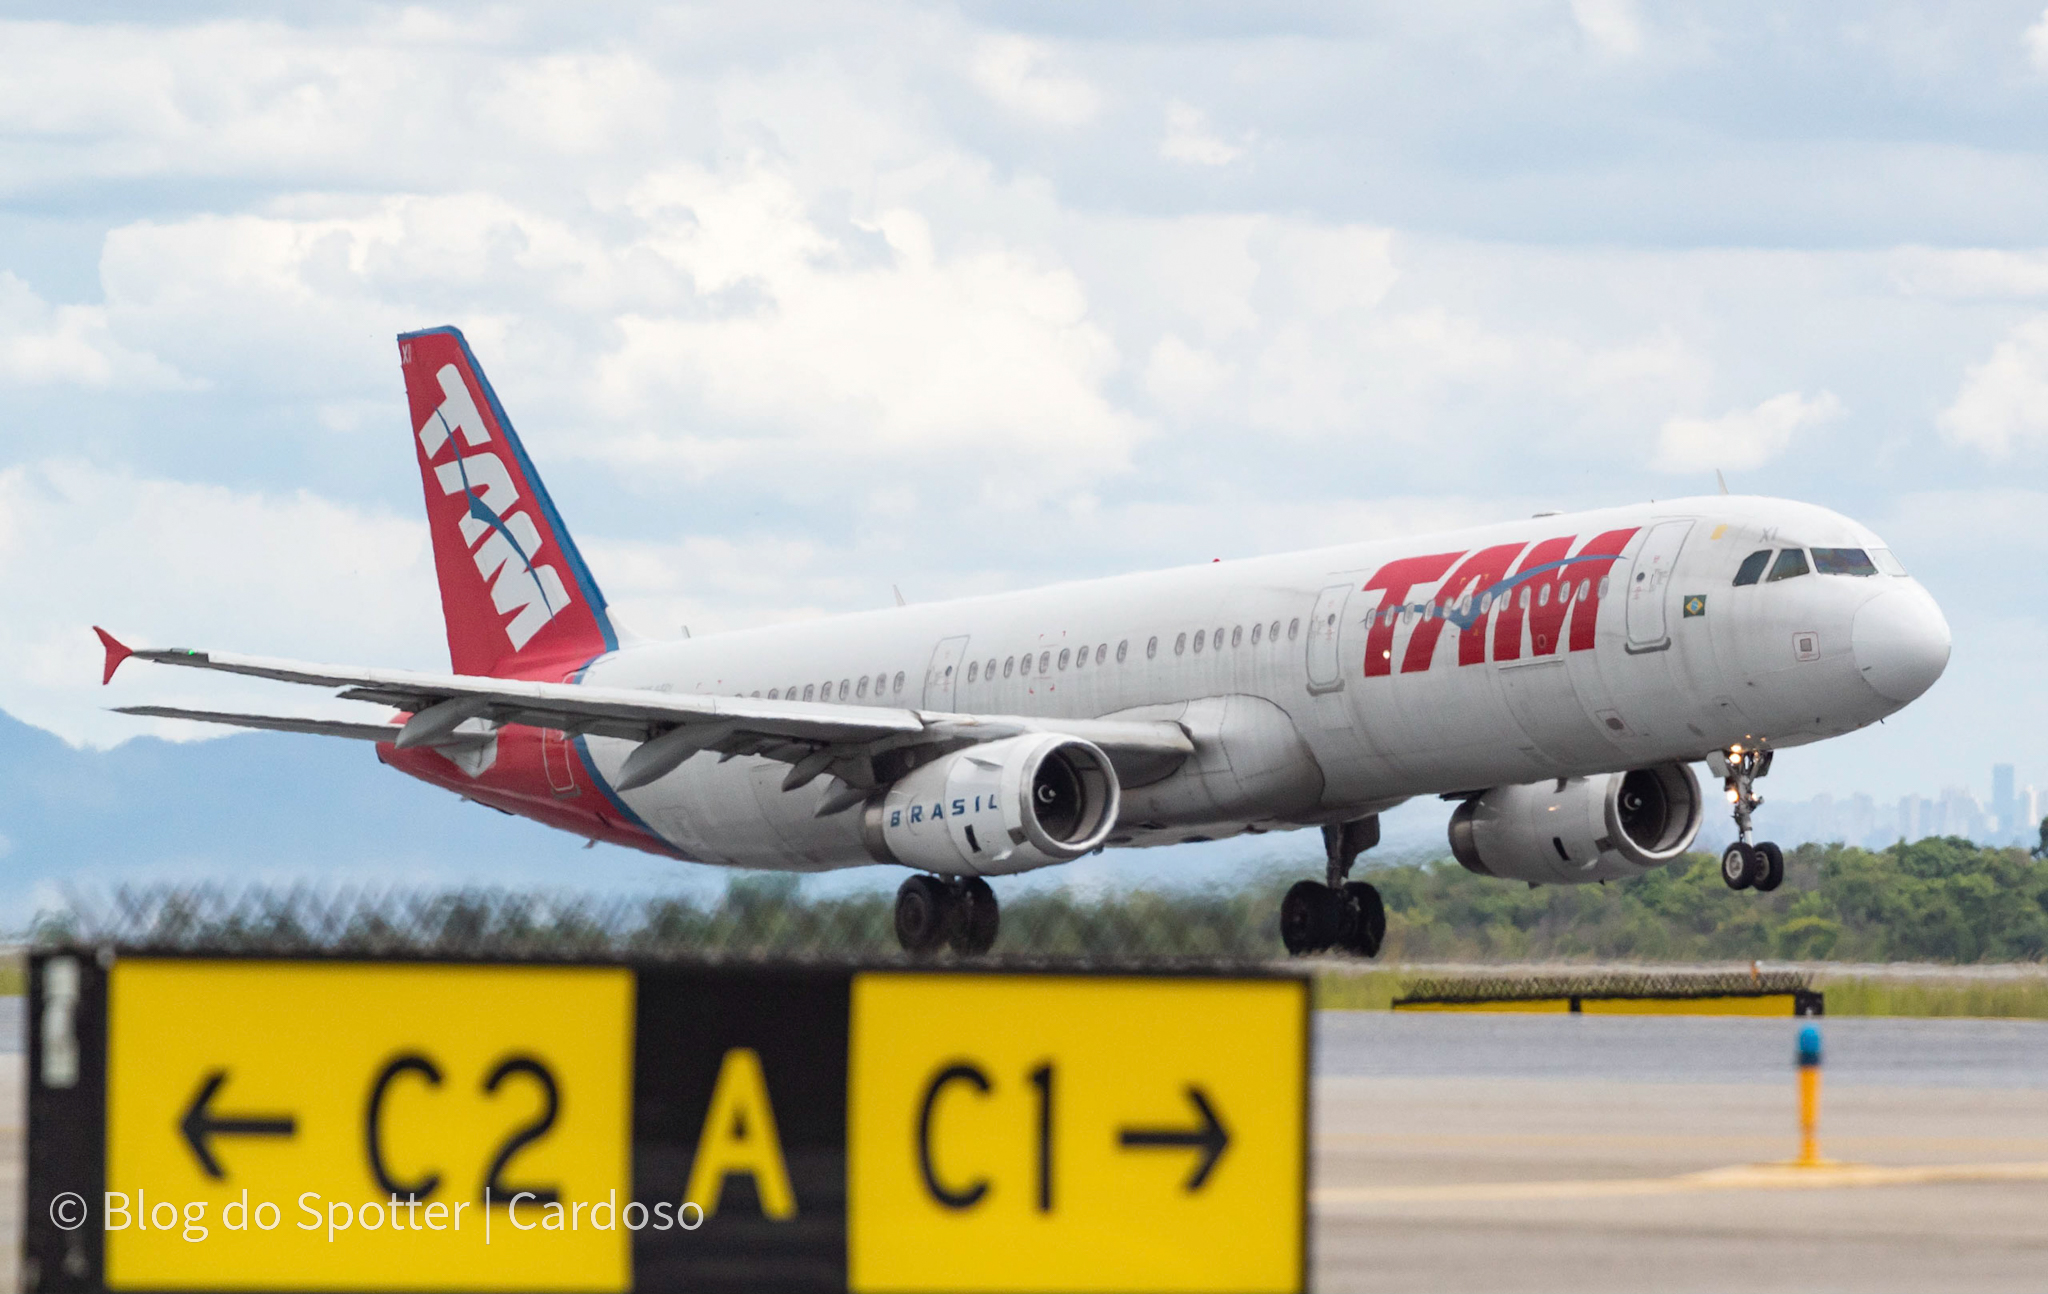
[1117,1085,1230,1191]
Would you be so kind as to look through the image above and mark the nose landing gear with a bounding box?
[1712,746,1784,893]
[895,874,1000,956]
[1280,817,1386,957]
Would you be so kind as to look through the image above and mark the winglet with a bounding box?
[94,626,133,685]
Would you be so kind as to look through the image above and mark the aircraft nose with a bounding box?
[1852,589,1950,704]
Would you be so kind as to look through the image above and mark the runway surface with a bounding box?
[1313,1013,2048,1292]
[3,1003,2046,1290]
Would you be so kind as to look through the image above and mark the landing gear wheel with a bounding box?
[951,877,1000,955]
[894,875,952,955]
[1721,842,1758,891]
[1752,842,1785,893]
[1281,881,1343,955]
[1342,882,1386,958]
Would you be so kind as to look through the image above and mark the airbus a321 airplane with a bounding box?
[97,327,1951,956]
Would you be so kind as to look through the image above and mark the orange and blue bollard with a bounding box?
[1796,1024,1822,1166]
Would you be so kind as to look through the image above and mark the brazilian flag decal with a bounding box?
[1683,594,1707,618]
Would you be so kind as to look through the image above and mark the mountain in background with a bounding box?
[0,711,710,928]
[0,712,1351,930]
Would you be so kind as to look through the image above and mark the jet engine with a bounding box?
[1448,763,1703,885]
[862,733,1121,876]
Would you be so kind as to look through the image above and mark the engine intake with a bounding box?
[862,734,1121,876]
[1448,763,1702,885]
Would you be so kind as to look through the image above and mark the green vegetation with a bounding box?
[1368,837,2048,964]
[1812,975,2048,1019]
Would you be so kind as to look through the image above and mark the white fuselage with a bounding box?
[572,495,1948,873]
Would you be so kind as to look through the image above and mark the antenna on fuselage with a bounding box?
[893,584,908,607]
[1716,469,1731,495]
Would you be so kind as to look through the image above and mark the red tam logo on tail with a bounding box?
[400,327,616,678]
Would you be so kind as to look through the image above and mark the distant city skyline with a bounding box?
[1694,763,2045,853]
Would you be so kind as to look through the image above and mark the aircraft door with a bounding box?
[924,635,971,710]
[1305,583,1353,693]
[1625,521,1693,653]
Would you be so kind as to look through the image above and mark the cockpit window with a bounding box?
[1812,547,1879,577]
[1733,550,1771,586]
[1765,548,1810,582]
[1870,547,1908,576]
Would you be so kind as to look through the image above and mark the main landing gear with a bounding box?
[894,874,1000,956]
[1281,817,1387,957]
[1713,745,1784,893]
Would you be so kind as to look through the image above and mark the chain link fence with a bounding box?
[31,875,1301,965]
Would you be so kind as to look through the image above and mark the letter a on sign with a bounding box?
[685,1048,798,1220]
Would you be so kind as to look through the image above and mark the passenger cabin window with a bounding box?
[1117,640,1129,662]
[1733,549,1772,586]
[1232,626,1242,647]
[1074,646,1086,669]
[1287,618,1300,640]
[1251,622,1262,644]
[893,671,905,693]
[1193,630,1205,653]
[1038,651,1051,673]
[1058,648,1071,670]
[1766,549,1811,582]
[1174,633,1187,655]
[802,684,815,701]
[768,688,780,699]
[1871,548,1908,576]
[1096,644,1107,665]
[1004,656,1015,677]
[967,661,978,682]
[1812,547,1879,577]
[986,658,997,678]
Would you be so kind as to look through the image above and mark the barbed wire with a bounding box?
[1396,968,1814,1003]
[31,880,1290,966]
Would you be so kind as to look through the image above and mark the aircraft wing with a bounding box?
[98,630,1193,797]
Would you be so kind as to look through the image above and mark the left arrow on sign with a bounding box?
[180,1070,298,1179]
[1117,1086,1230,1191]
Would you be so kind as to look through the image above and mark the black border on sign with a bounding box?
[26,949,110,1294]
[26,948,1311,1294]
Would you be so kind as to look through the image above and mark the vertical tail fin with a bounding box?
[399,326,616,678]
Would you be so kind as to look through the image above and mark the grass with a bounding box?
[1311,965,2048,1019]
[1816,975,2048,1019]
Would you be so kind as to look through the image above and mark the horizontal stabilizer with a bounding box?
[112,706,408,743]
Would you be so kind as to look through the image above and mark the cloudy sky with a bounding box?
[6,0,2047,810]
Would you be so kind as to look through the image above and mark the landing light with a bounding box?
[1726,789,1740,803]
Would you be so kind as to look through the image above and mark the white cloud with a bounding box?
[1654,390,1843,472]
[1160,101,1244,166]
[1888,246,2048,299]
[1142,334,1234,413]
[969,35,1100,126]
[1938,316,2048,454]
[0,273,193,389]
[0,461,438,747]
[593,165,1146,488]
[1571,0,1645,57]
[2026,6,2048,71]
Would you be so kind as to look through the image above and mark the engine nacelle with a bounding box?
[1448,763,1703,885]
[862,734,1121,876]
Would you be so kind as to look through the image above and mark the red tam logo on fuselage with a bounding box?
[1360,528,1638,678]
